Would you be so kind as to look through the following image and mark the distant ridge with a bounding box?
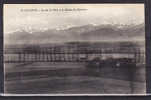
[4,23,145,45]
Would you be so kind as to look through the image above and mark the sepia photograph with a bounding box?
[3,4,146,95]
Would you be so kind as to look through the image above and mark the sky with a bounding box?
[4,4,144,34]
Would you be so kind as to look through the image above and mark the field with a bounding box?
[4,62,146,94]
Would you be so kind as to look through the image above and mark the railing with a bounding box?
[3,47,145,64]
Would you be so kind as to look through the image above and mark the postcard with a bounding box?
[3,4,146,95]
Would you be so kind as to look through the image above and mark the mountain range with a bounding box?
[4,23,145,45]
